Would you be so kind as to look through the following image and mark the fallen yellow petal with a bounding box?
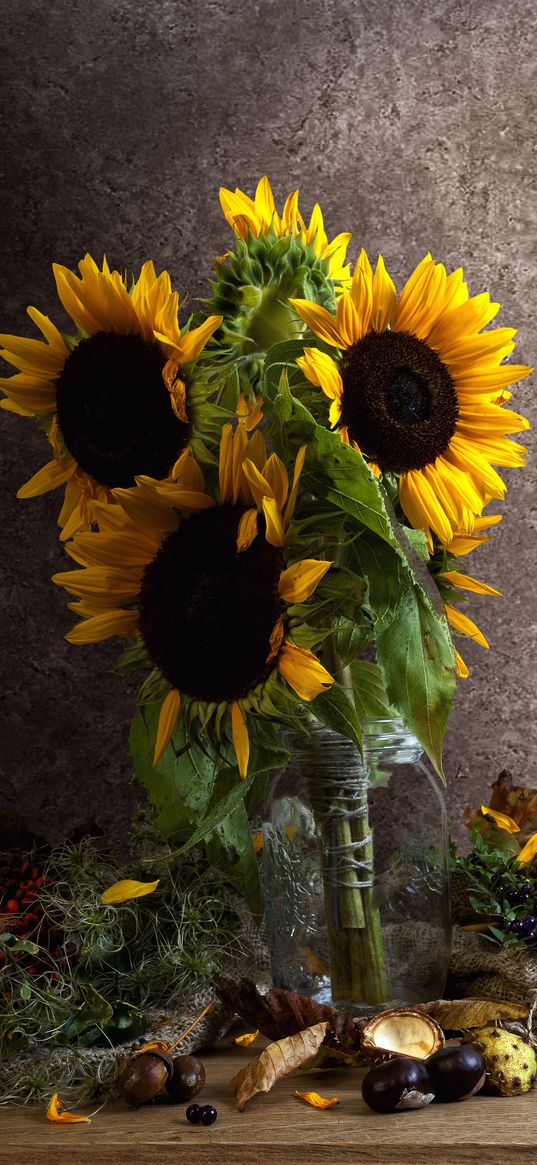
[101,879,160,904]
[46,1093,91,1124]
[234,1031,260,1047]
[481,805,520,833]
[516,833,537,866]
[295,1090,340,1109]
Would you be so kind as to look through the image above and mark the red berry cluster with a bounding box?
[0,852,62,976]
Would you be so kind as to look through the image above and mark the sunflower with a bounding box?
[52,426,333,777]
[292,251,531,547]
[219,175,352,284]
[208,178,352,363]
[0,255,222,538]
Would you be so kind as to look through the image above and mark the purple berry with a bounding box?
[522,915,536,934]
[199,1104,217,1125]
[510,920,525,936]
[521,883,532,898]
[507,889,522,906]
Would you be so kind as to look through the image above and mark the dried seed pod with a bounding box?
[116,1049,173,1108]
[166,1054,206,1103]
[361,1009,444,1065]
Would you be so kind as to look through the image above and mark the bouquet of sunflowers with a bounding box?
[0,177,530,924]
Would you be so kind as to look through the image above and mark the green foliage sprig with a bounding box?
[453,830,537,947]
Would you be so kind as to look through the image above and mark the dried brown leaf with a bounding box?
[230,1022,330,1111]
[413,998,529,1030]
[215,976,358,1052]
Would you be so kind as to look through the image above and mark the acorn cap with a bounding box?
[361,1009,445,1064]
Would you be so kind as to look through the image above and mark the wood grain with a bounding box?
[1,1041,535,1164]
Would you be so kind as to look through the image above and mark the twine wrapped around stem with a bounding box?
[298,728,389,1006]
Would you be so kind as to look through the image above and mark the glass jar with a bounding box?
[261,719,451,1013]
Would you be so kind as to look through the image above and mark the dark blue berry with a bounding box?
[506,889,522,905]
[510,920,525,936]
[521,883,532,898]
[522,915,536,934]
[200,1104,217,1125]
[186,1104,203,1124]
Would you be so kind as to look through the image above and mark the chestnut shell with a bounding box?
[427,1045,486,1103]
[362,1056,435,1114]
[166,1054,206,1103]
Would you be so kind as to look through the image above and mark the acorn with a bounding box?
[116,1049,173,1107]
[166,1054,206,1103]
[361,1056,435,1113]
[427,1045,486,1102]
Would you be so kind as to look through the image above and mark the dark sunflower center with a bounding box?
[340,330,458,473]
[55,332,189,489]
[138,504,284,703]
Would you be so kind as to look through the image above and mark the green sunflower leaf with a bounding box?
[129,704,219,839]
[375,584,456,781]
[310,681,363,752]
[205,803,262,921]
[349,660,396,723]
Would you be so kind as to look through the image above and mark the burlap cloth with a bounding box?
[447,869,537,1004]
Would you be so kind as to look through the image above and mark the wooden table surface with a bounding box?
[1,1040,536,1164]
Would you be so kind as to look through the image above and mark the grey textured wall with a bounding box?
[1,0,536,847]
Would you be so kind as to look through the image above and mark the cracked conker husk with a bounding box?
[116,1049,173,1108]
[166,1054,206,1103]
[427,1045,486,1102]
[361,1056,435,1113]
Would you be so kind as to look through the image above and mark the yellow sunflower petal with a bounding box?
[254,175,280,233]
[262,453,289,511]
[516,833,537,866]
[231,702,250,779]
[65,609,139,644]
[283,445,306,530]
[399,469,454,545]
[102,879,160,904]
[237,507,258,552]
[445,603,489,648]
[17,456,76,499]
[219,185,259,237]
[441,570,501,596]
[455,650,469,678]
[371,254,397,331]
[278,642,334,701]
[262,496,286,546]
[234,1030,260,1047]
[278,559,331,603]
[46,1093,91,1124]
[168,314,222,364]
[296,348,343,404]
[154,689,181,766]
[266,617,285,663]
[481,805,520,834]
[290,299,344,347]
[219,423,234,503]
[295,1091,340,1109]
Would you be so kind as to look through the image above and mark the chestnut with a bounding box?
[427,1045,486,1103]
[166,1054,206,1103]
[361,1056,435,1113]
[116,1049,173,1107]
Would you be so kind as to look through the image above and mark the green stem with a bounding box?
[316,611,389,1006]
